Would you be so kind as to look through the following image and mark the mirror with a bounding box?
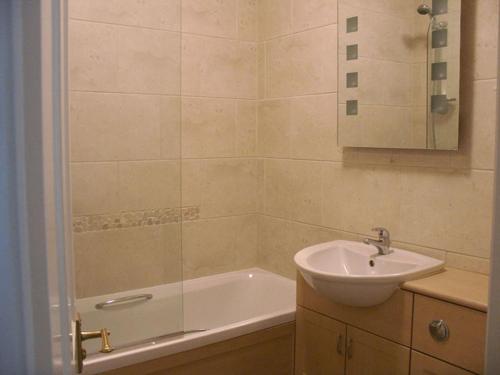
[337,0,461,150]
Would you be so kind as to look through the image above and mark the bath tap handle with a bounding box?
[95,293,153,310]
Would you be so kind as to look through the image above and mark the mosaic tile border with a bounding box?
[73,206,200,233]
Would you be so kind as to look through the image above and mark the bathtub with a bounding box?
[77,268,296,374]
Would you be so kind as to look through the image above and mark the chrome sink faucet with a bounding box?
[364,227,392,256]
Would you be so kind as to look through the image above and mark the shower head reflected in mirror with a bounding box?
[417,4,433,16]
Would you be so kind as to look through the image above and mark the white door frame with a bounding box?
[485,3,500,374]
[0,0,73,374]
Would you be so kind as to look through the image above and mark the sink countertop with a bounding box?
[402,268,489,312]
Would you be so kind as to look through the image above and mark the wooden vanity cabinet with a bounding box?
[410,351,475,375]
[295,307,410,375]
[295,274,487,375]
[295,307,346,375]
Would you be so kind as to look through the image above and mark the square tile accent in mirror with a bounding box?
[346,72,358,88]
[432,29,448,48]
[346,44,358,60]
[346,100,358,115]
[432,62,447,80]
[433,0,448,15]
[346,17,358,33]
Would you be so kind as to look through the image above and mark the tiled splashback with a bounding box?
[70,0,498,298]
[256,0,497,278]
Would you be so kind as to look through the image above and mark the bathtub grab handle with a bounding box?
[95,294,153,310]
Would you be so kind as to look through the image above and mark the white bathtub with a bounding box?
[77,268,296,374]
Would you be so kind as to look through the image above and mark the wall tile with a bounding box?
[182,215,258,279]
[258,99,291,157]
[160,96,181,159]
[239,0,258,41]
[182,97,236,158]
[445,252,490,275]
[399,168,493,258]
[461,0,499,80]
[290,94,340,161]
[182,34,257,98]
[451,79,497,170]
[70,21,181,94]
[292,0,338,32]
[263,159,293,218]
[70,92,162,161]
[289,161,323,225]
[74,226,169,297]
[266,25,337,97]
[71,162,119,215]
[258,0,292,40]
[182,0,238,38]
[69,0,181,31]
[69,20,118,92]
[322,164,403,237]
[116,26,181,94]
[236,100,258,155]
[182,159,259,218]
[118,161,181,211]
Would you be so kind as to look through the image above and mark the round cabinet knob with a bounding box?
[429,319,449,342]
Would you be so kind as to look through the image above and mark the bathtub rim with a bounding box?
[81,268,296,374]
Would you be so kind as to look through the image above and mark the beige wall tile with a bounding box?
[182,0,238,38]
[70,20,181,94]
[71,162,119,215]
[74,226,167,297]
[290,94,340,161]
[398,168,493,258]
[289,161,323,225]
[462,0,499,80]
[69,20,118,92]
[239,0,258,41]
[182,34,257,98]
[266,25,337,97]
[258,215,293,277]
[445,252,490,275]
[70,92,163,161]
[258,99,291,157]
[160,96,181,159]
[322,164,402,237]
[182,159,259,218]
[69,0,181,31]
[236,100,258,155]
[161,224,183,283]
[258,0,292,40]
[116,27,181,94]
[452,79,497,170]
[118,161,180,211]
[263,159,293,218]
[182,97,236,158]
[257,43,266,99]
[182,215,258,279]
[292,0,338,32]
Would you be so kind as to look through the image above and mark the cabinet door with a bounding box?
[346,326,410,375]
[411,350,475,375]
[295,306,346,375]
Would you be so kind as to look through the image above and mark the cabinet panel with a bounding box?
[297,274,413,346]
[413,294,486,374]
[346,326,410,375]
[411,351,475,375]
[295,306,346,375]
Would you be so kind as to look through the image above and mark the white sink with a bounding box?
[294,240,444,307]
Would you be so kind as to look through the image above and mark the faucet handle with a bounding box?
[371,227,390,239]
